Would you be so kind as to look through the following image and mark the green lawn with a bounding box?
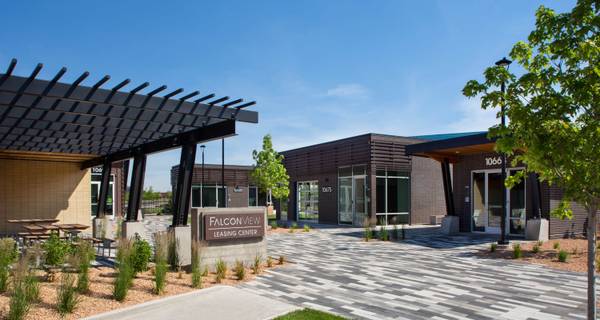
[275,309,347,320]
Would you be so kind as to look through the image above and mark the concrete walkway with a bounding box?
[84,286,299,320]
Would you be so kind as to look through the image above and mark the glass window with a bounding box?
[338,167,352,177]
[190,185,227,208]
[249,186,258,207]
[90,173,114,217]
[353,165,366,176]
[374,169,410,225]
[297,181,319,220]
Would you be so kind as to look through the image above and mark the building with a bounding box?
[279,133,448,226]
[406,132,591,239]
[170,164,267,210]
[90,161,126,218]
[0,58,259,236]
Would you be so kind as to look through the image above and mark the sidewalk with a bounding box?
[84,286,299,320]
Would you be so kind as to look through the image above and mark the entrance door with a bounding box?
[353,176,366,225]
[338,177,353,224]
[471,169,526,235]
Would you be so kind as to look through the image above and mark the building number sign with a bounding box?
[485,156,503,166]
[321,186,333,193]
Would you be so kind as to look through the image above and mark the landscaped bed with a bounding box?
[275,308,347,320]
[0,233,286,320]
[478,238,596,274]
[0,264,282,320]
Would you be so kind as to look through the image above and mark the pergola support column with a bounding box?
[97,159,112,217]
[172,142,197,226]
[126,154,146,222]
[441,158,455,216]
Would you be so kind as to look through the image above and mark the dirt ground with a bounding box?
[0,261,284,320]
[478,238,597,274]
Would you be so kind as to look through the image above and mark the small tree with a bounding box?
[463,1,599,318]
[251,134,290,205]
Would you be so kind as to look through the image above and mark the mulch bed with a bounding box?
[476,238,596,274]
[0,261,285,320]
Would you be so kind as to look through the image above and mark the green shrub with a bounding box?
[234,260,245,280]
[266,256,273,268]
[537,240,544,246]
[379,226,389,241]
[201,266,209,277]
[363,226,373,242]
[113,240,134,301]
[0,238,18,293]
[132,234,152,274]
[558,250,569,262]
[57,272,79,315]
[191,242,202,288]
[553,242,560,250]
[253,255,261,275]
[153,232,169,295]
[8,277,30,320]
[42,233,71,266]
[215,259,227,283]
[270,221,278,230]
[75,241,95,293]
[289,222,298,233]
[532,244,540,254]
[490,243,497,253]
[513,243,522,259]
[278,255,285,264]
[303,224,310,232]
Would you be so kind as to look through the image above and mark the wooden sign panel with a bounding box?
[204,213,264,241]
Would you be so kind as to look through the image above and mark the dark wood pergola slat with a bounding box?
[0,59,258,161]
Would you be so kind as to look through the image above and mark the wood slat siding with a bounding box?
[452,152,591,238]
[281,134,446,225]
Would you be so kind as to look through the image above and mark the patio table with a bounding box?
[7,218,60,224]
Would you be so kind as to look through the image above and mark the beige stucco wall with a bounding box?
[0,159,91,235]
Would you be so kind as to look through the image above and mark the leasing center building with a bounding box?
[406,132,591,239]
[279,133,448,226]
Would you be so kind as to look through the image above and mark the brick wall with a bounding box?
[410,157,447,224]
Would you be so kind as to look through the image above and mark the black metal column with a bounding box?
[126,154,146,222]
[121,159,130,219]
[97,159,112,218]
[441,158,455,216]
[221,138,225,208]
[173,143,197,226]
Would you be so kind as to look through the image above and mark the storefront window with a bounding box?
[191,185,227,208]
[91,173,114,217]
[509,170,526,235]
[248,186,267,207]
[297,181,319,221]
[375,169,409,225]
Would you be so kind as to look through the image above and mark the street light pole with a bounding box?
[200,145,205,208]
[495,57,512,245]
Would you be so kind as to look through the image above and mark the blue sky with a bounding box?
[1,0,575,191]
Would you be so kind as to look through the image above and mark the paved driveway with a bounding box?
[241,228,589,320]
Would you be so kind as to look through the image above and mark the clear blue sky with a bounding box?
[1,0,575,191]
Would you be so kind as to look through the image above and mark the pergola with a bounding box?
[0,58,258,227]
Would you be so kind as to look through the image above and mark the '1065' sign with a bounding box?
[204,213,264,241]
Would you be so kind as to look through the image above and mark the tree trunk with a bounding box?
[587,201,598,320]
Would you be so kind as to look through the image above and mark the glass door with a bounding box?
[472,172,486,232]
[353,177,366,225]
[509,169,526,235]
[486,172,503,233]
[338,177,353,224]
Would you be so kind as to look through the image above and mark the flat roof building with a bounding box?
[407,132,592,239]
[278,133,448,226]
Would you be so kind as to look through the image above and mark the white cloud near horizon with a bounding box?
[447,97,499,132]
[325,83,369,98]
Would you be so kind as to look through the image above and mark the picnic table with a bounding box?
[8,219,88,241]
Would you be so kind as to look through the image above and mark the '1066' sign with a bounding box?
[204,213,264,241]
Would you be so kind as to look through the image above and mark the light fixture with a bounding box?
[495,57,512,68]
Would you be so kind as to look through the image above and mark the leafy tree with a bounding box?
[463,1,599,318]
[142,187,160,201]
[251,134,290,205]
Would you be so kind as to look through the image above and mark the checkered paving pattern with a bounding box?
[241,229,589,320]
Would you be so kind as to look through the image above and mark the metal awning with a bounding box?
[0,59,258,168]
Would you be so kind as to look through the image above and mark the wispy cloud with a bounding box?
[447,97,499,132]
[325,83,369,98]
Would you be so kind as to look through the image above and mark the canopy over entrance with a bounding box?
[406,132,495,163]
[0,58,259,228]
